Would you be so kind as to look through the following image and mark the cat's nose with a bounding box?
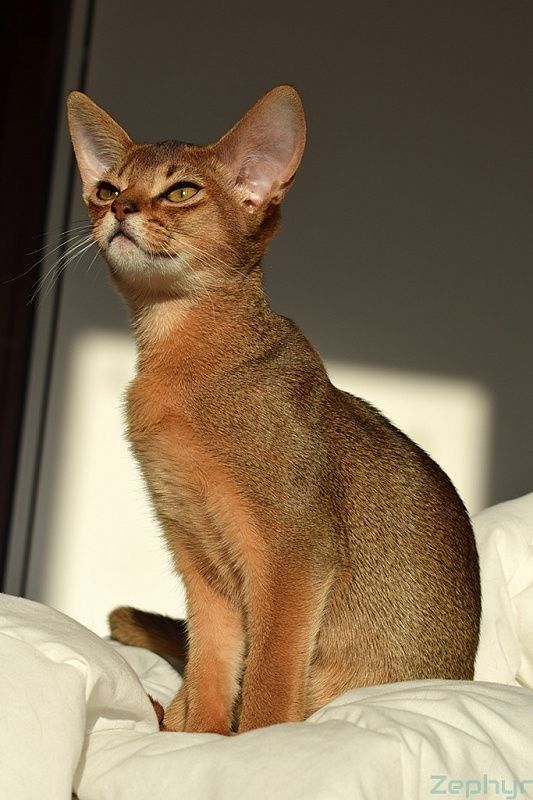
[111,198,139,221]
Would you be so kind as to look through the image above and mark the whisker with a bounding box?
[29,232,93,267]
[27,220,92,244]
[161,223,240,262]
[87,248,100,286]
[40,239,97,303]
[168,239,231,282]
[170,234,237,271]
[181,230,240,259]
[86,248,100,274]
[29,238,97,305]
[88,249,103,289]
[32,234,94,293]
[5,231,94,285]
[27,225,92,255]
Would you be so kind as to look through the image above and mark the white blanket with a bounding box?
[1,493,533,800]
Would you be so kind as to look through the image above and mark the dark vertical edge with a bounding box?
[0,0,96,593]
[17,0,97,596]
[0,2,73,587]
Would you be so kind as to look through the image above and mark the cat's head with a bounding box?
[67,87,306,300]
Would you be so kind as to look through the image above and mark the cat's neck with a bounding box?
[124,265,281,382]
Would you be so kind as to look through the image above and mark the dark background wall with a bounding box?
[83,0,533,503]
[3,0,532,599]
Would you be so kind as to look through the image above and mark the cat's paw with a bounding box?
[161,685,187,732]
[147,694,165,730]
[162,686,232,735]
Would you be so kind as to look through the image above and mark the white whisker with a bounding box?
[33,235,94,295]
[30,237,97,305]
[27,224,92,255]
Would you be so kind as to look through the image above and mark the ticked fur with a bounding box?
[68,86,481,734]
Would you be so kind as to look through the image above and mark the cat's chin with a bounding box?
[104,237,179,273]
[104,237,147,271]
[102,244,200,299]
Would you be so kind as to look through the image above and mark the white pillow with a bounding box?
[473,491,533,687]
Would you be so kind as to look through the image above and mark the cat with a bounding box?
[67,85,481,735]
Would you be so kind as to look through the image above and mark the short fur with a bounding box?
[68,86,481,734]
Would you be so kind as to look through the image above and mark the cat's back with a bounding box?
[325,385,476,557]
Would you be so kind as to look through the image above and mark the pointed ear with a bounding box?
[214,85,306,212]
[67,92,132,193]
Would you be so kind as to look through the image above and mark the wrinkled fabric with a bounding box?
[1,492,532,800]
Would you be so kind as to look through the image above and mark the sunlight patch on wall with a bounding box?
[32,331,184,636]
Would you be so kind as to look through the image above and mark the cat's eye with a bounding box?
[165,184,200,203]
[96,183,119,201]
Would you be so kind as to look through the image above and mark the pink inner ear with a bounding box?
[72,121,131,190]
[68,93,132,192]
[74,125,117,186]
[215,87,306,209]
[238,155,281,207]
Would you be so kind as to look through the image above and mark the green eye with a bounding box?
[166,185,200,203]
[96,183,119,201]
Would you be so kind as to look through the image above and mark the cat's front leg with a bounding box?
[164,553,245,735]
[162,683,187,731]
[237,566,331,733]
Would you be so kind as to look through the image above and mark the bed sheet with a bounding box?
[1,492,532,800]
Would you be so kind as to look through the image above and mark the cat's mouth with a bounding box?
[108,229,138,247]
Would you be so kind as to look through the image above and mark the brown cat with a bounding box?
[67,86,480,735]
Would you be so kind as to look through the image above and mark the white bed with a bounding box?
[1,493,532,800]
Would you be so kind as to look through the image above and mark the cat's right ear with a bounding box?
[67,92,132,194]
[214,86,306,213]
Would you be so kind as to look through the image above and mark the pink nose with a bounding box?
[111,199,139,221]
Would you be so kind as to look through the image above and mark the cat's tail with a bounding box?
[108,606,188,673]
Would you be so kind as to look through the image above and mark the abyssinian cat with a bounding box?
[67,86,480,735]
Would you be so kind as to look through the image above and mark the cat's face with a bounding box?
[81,139,252,298]
[68,87,306,301]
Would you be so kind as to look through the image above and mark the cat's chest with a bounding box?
[126,377,218,512]
[125,376,261,582]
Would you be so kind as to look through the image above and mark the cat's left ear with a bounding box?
[67,92,132,193]
[214,86,306,212]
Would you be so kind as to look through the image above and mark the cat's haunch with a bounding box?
[69,86,480,734]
